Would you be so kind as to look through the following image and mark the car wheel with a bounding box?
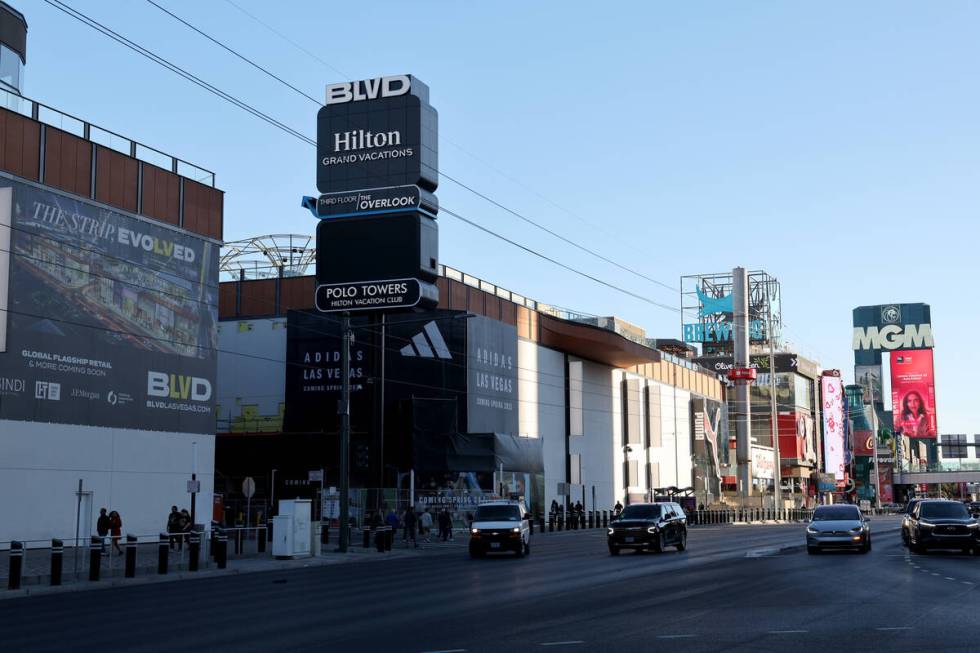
[608,545,620,556]
[524,540,531,556]
[676,530,687,552]
[469,547,483,559]
[656,532,667,553]
[861,538,871,554]
[515,543,525,558]
[910,539,925,554]
[807,546,819,555]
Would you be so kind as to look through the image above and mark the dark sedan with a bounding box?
[907,500,980,554]
[607,502,687,555]
[806,504,871,554]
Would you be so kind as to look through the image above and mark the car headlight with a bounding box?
[607,528,615,535]
[850,526,863,534]
[967,522,979,529]
[647,526,659,534]
[471,528,480,535]
[806,526,818,534]
[511,527,521,533]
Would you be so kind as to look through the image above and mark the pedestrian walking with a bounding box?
[108,510,123,555]
[438,508,452,542]
[386,508,400,534]
[403,506,418,548]
[179,509,192,548]
[574,500,583,516]
[420,508,433,543]
[613,501,623,517]
[550,499,559,517]
[96,508,111,556]
[167,506,181,551]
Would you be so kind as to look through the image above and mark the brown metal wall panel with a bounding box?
[450,279,467,310]
[279,276,315,313]
[140,163,180,226]
[238,279,277,317]
[467,287,484,315]
[516,306,532,340]
[435,277,449,309]
[94,145,138,212]
[500,300,516,326]
[484,293,501,321]
[182,178,224,240]
[0,108,39,181]
[218,282,238,319]
[43,127,91,197]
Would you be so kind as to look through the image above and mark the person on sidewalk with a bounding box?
[96,508,111,556]
[438,508,452,542]
[420,508,433,543]
[613,501,623,517]
[108,510,123,556]
[386,508,400,537]
[403,506,418,548]
[550,499,560,516]
[167,506,182,551]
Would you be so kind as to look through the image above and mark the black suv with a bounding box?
[901,498,923,547]
[607,502,687,555]
[906,500,980,554]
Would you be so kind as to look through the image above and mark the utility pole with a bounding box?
[338,313,351,553]
[767,292,782,512]
[733,267,752,504]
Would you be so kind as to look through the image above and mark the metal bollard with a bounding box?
[216,529,228,569]
[580,513,586,529]
[385,526,393,552]
[50,539,63,586]
[557,513,564,531]
[603,511,609,528]
[188,531,201,572]
[528,516,534,535]
[374,527,384,552]
[588,511,595,529]
[89,536,101,582]
[7,541,23,590]
[363,527,372,548]
[257,526,267,554]
[124,534,137,578]
[548,513,555,532]
[158,533,169,575]
[539,516,546,533]
[234,528,243,555]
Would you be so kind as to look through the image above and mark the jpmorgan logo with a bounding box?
[852,324,934,351]
[325,75,411,105]
[147,371,212,402]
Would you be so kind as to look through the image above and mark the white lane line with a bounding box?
[538,642,584,647]
[931,573,940,576]
[421,649,467,653]
[769,630,808,634]
[963,581,974,585]
[657,635,696,639]
[945,577,956,581]
[876,627,913,631]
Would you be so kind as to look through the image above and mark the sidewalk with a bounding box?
[1,531,468,600]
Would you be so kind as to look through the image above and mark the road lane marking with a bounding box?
[945,577,956,581]
[769,630,808,634]
[931,573,940,576]
[657,635,696,639]
[963,582,974,585]
[539,642,585,647]
[420,650,466,653]
[876,627,912,631]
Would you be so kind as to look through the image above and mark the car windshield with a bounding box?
[618,505,661,520]
[475,505,521,521]
[812,507,860,521]
[920,503,969,519]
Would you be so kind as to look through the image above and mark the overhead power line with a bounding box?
[46,0,677,315]
[144,0,679,295]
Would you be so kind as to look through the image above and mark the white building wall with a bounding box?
[517,339,565,511]
[0,420,213,545]
[216,318,287,429]
[573,360,618,510]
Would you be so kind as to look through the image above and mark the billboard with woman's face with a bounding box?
[890,349,937,438]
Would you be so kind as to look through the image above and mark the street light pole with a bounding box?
[338,313,351,553]
[767,295,783,513]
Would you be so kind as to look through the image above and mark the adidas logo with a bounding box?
[400,321,452,360]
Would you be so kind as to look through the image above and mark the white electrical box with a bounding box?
[275,499,312,558]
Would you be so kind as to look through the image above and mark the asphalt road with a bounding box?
[3,516,979,652]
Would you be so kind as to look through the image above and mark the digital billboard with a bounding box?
[466,316,517,435]
[890,349,937,438]
[821,376,846,480]
[0,178,218,433]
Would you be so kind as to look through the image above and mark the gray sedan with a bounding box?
[806,504,871,554]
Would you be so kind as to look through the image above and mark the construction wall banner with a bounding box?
[821,376,846,480]
[0,179,217,433]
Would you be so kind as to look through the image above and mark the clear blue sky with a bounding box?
[25,1,979,433]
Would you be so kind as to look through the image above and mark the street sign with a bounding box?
[242,476,256,499]
[315,278,437,313]
[308,470,323,483]
[324,499,340,519]
[186,479,200,493]
[727,367,757,382]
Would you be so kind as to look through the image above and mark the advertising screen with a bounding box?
[890,349,937,438]
[0,178,218,433]
[821,376,846,480]
[855,364,882,404]
[466,316,517,435]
